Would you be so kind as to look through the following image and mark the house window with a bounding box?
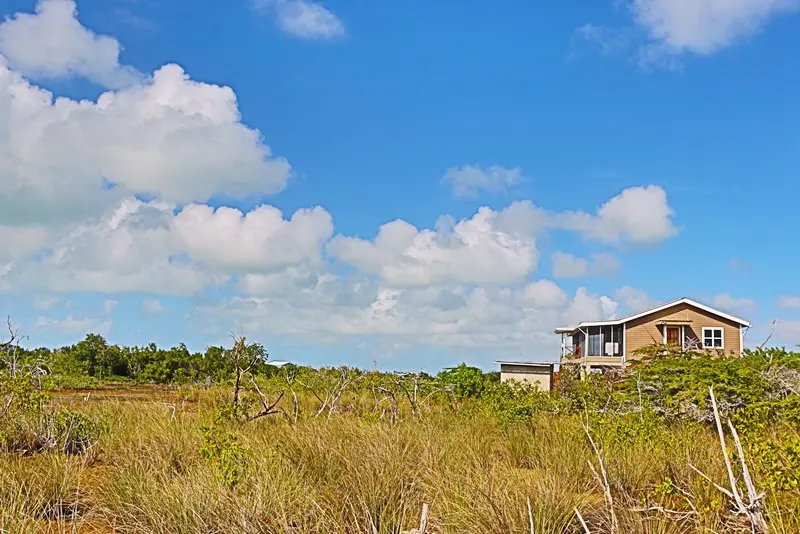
[703,327,724,349]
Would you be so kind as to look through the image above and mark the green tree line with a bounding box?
[1,333,278,385]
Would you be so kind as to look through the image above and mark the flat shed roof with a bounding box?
[494,360,555,367]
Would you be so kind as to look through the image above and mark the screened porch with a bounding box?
[559,324,624,365]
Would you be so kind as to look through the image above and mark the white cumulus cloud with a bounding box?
[328,207,539,287]
[174,204,333,272]
[578,0,799,67]
[557,185,677,245]
[0,0,141,88]
[0,61,292,226]
[1,198,333,295]
[559,287,619,327]
[633,0,800,58]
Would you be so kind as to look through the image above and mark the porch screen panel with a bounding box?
[588,327,602,356]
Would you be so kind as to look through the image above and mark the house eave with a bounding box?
[554,297,751,334]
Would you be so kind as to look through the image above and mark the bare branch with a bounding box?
[758,320,776,350]
[582,421,618,533]
[527,496,534,534]
[246,376,287,422]
[574,507,592,534]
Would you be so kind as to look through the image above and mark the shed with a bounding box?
[495,361,556,392]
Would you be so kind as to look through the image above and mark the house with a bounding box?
[555,297,751,373]
[495,361,555,391]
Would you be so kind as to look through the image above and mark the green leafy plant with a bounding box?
[748,437,800,491]
[51,409,106,455]
[199,421,248,487]
[436,363,486,399]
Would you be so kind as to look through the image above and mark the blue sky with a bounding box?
[0,0,798,371]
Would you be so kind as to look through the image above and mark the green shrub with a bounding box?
[50,409,106,455]
[479,380,556,424]
[748,436,800,492]
[437,363,486,399]
[199,421,248,487]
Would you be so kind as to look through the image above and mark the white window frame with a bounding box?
[702,327,724,349]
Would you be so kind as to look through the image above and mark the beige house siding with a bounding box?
[499,364,553,391]
[625,303,742,363]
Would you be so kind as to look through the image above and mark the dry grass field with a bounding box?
[2,380,799,534]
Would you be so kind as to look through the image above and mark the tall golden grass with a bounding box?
[1,388,798,534]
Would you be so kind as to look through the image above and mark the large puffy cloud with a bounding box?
[0,61,291,226]
[1,199,218,295]
[559,287,619,327]
[0,0,141,88]
[1,198,332,295]
[328,186,675,287]
[556,185,677,245]
[174,204,333,271]
[327,207,539,287]
[632,0,799,57]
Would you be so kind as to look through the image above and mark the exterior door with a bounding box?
[666,326,680,346]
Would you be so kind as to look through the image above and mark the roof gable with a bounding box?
[556,297,751,333]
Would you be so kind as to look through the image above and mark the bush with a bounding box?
[0,374,105,455]
[199,421,248,487]
[50,409,106,455]
[479,380,557,424]
[748,436,800,492]
[436,363,486,399]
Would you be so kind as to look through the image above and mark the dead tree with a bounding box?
[582,420,619,533]
[298,366,355,419]
[282,366,300,424]
[0,317,26,379]
[224,332,286,423]
[689,386,767,533]
[376,386,398,424]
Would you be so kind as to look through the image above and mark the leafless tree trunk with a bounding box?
[1,317,26,379]
[582,420,618,533]
[689,387,767,533]
[377,386,398,424]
